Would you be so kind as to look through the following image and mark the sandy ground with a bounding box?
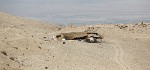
[0,12,150,70]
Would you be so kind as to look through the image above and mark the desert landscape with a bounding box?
[0,12,150,70]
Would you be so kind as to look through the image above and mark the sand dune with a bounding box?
[0,12,150,70]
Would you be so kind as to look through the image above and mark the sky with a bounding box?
[0,0,150,24]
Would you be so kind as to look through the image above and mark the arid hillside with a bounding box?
[0,12,150,70]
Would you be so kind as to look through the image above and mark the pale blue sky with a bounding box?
[0,0,150,24]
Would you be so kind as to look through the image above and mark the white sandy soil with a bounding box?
[0,12,150,70]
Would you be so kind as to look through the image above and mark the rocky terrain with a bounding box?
[0,12,150,70]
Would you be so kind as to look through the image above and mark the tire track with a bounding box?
[114,44,126,70]
[113,41,131,70]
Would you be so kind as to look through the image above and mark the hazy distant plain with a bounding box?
[0,0,150,24]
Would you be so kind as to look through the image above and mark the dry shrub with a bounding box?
[118,25,128,29]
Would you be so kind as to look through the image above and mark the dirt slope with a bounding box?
[0,12,150,70]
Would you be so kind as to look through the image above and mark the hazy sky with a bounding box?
[0,0,150,24]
